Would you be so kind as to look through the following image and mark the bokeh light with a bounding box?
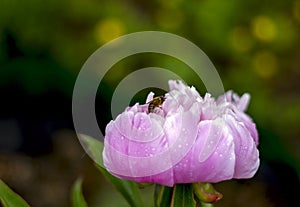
[252,15,277,42]
[253,50,278,78]
[94,18,125,44]
[293,1,300,23]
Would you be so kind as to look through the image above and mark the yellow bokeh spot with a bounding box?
[95,18,125,44]
[293,1,300,23]
[230,27,253,52]
[252,16,277,42]
[253,51,278,78]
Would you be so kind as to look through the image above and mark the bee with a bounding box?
[148,96,165,113]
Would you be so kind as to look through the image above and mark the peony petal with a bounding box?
[224,114,259,178]
[146,92,155,103]
[114,111,164,142]
[193,119,235,182]
[234,93,250,112]
[197,120,222,163]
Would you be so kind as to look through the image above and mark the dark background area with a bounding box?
[0,0,300,206]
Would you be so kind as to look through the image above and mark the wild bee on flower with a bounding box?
[147,95,165,113]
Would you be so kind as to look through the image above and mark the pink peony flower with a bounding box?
[103,80,259,187]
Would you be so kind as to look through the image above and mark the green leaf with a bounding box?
[71,178,88,207]
[78,134,104,168]
[96,165,144,207]
[154,184,173,207]
[171,184,196,207]
[0,179,30,207]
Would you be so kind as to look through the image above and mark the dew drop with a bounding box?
[178,144,182,148]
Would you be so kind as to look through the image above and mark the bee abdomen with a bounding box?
[148,104,155,113]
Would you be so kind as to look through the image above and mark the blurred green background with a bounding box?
[0,0,300,206]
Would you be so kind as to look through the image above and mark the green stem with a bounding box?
[154,185,173,207]
[154,183,222,207]
[200,202,213,207]
[170,184,196,207]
